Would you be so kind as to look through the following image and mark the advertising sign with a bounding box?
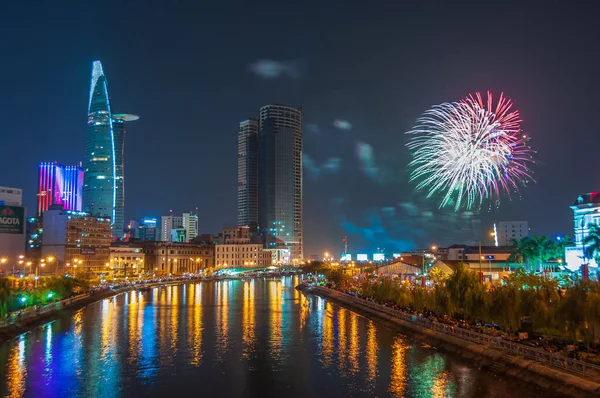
[340,253,352,262]
[373,253,385,261]
[0,205,24,234]
[357,254,368,261]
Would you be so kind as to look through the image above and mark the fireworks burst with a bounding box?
[406,92,534,211]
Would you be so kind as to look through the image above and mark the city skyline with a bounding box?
[3,2,600,255]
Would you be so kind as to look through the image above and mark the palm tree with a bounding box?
[583,223,600,264]
[507,238,524,270]
[530,235,555,273]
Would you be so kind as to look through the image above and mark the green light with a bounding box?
[20,297,26,303]
[47,292,54,298]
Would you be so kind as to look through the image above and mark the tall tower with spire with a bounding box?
[82,61,138,239]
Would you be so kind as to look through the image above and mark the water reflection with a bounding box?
[242,280,255,359]
[389,336,407,396]
[0,277,556,398]
[6,336,26,397]
[269,280,282,360]
[188,283,203,366]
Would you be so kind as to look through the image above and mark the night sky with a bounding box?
[2,0,599,256]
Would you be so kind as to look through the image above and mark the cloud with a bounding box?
[303,153,320,179]
[306,124,321,134]
[333,119,352,131]
[248,59,304,79]
[356,142,379,180]
[323,157,342,173]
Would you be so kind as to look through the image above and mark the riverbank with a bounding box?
[297,284,600,397]
[0,278,198,343]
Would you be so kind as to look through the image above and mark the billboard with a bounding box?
[373,253,385,261]
[393,253,401,258]
[357,254,368,261]
[340,253,352,262]
[0,205,25,234]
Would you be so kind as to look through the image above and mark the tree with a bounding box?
[584,223,600,264]
[0,277,12,318]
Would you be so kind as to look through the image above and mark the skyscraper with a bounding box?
[82,61,138,239]
[237,118,259,232]
[258,105,303,260]
[37,162,83,216]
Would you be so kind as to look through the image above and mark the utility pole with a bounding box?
[479,241,483,284]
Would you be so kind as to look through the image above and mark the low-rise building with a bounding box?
[135,241,214,275]
[109,245,145,276]
[215,243,271,268]
[215,226,272,268]
[41,205,111,273]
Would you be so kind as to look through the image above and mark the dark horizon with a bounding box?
[2,0,600,256]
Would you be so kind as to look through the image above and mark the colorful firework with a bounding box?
[406,92,534,211]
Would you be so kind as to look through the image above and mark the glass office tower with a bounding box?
[83,61,137,239]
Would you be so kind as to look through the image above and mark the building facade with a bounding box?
[82,61,138,240]
[0,187,26,265]
[215,243,271,268]
[109,245,145,276]
[215,226,272,267]
[160,215,183,241]
[136,217,158,241]
[258,105,303,260]
[42,206,111,273]
[0,202,26,266]
[0,186,22,206]
[497,221,529,246]
[37,162,84,216]
[135,241,215,275]
[237,118,259,232]
[183,212,198,240]
[565,193,600,271]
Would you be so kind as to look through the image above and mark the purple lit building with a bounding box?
[37,162,84,216]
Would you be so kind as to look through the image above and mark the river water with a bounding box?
[0,276,562,397]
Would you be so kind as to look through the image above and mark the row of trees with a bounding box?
[507,235,572,272]
[0,276,88,318]
[359,264,600,345]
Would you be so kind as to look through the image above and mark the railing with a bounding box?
[307,285,600,381]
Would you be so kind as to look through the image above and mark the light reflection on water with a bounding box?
[0,276,562,397]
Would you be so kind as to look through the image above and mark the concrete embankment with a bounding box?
[0,280,195,343]
[297,284,600,397]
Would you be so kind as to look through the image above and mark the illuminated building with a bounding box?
[258,104,303,260]
[108,245,145,275]
[0,188,26,263]
[215,227,271,267]
[136,217,158,241]
[42,205,111,273]
[134,241,215,275]
[160,212,197,242]
[82,60,138,240]
[214,226,271,267]
[26,216,43,261]
[160,214,183,241]
[565,193,600,271]
[37,162,83,216]
[237,118,259,232]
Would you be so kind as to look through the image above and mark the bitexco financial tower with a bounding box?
[83,61,138,239]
